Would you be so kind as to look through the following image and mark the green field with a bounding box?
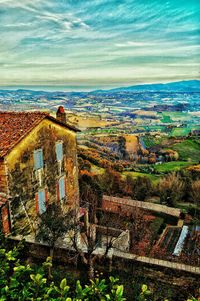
[144,125,165,132]
[171,125,200,137]
[142,135,165,148]
[160,115,173,123]
[171,127,191,137]
[123,171,160,183]
[170,139,200,162]
[164,111,190,120]
[153,161,193,173]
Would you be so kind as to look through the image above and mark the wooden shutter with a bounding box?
[45,188,48,208]
[56,182,60,202]
[39,150,44,169]
[64,176,67,196]
[34,149,43,170]
[38,190,46,214]
[56,142,63,161]
[59,177,65,200]
[36,193,39,213]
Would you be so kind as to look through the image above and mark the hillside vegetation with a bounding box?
[171,139,200,162]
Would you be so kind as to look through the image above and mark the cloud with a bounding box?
[3,23,32,27]
[115,41,156,47]
[0,0,199,87]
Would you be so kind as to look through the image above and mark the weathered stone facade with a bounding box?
[0,116,79,236]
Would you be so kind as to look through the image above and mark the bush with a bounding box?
[0,244,125,300]
[153,211,178,225]
[187,206,200,220]
[150,217,164,244]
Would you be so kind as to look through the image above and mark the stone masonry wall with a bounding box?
[0,159,8,195]
[5,119,79,236]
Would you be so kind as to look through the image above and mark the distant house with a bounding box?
[0,107,80,236]
[190,129,200,136]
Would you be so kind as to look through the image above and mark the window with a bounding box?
[34,149,43,170]
[57,176,66,201]
[56,141,63,162]
[36,189,47,214]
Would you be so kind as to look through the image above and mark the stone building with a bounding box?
[0,108,80,236]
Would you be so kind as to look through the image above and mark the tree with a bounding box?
[79,170,102,223]
[78,157,92,172]
[158,172,184,206]
[36,203,71,259]
[99,168,124,196]
[69,172,117,279]
[35,171,126,280]
[191,180,200,206]
[123,174,135,196]
[190,179,200,221]
[118,136,127,159]
[148,153,156,164]
[131,176,153,202]
[178,169,193,202]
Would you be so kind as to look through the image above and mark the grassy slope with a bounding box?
[153,161,192,173]
[90,164,161,184]
[142,136,166,148]
[171,128,191,137]
[123,171,160,183]
[170,139,200,162]
[90,164,105,175]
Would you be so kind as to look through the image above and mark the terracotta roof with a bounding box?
[0,111,79,158]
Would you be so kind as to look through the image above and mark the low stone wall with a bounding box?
[8,236,200,276]
[113,250,200,275]
[102,195,181,217]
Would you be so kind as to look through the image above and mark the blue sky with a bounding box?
[0,0,199,89]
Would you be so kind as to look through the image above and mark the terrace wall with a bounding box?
[9,236,200,276]
[102,195,181,217]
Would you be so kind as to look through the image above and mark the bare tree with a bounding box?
[158,172,184,206]
[191,180,200,206]
[36,203,71,259]
[65,171,117,279]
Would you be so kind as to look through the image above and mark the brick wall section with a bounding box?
[1,205,10,235]
[102,195,181,217]
[0,160,8,194]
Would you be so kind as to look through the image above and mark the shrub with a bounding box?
[0,244,126,300]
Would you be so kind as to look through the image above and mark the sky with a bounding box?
[0,0,199,89]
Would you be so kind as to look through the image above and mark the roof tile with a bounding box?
[0,111,48,157]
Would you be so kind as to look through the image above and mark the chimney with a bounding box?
[56,106,67,124]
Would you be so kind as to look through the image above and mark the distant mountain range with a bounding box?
[0,80,200,95]
[96,80,200,93]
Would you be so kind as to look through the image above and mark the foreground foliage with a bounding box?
[0,243,125,301]
[0,243,199,301]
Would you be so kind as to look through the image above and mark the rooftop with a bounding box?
[0,111,79,158]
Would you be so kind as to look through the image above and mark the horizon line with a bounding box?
[0,79,199,93]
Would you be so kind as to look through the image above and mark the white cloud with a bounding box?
[115,41,155,47]
[3,23,32,27]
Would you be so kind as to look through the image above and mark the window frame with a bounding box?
[33,148,44,170]
[56,141,63,162]
[58,175,66,202]
[37,189,47,215]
